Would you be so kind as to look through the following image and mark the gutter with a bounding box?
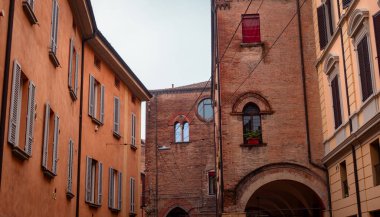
[0,0,16,186]
[75,27,96,217]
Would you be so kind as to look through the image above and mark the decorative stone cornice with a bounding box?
[324,54,339,76]
[348,9,369,37]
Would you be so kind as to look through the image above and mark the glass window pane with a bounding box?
[197,98,214,121]
[175,123,182,143]
[183,123,189,142]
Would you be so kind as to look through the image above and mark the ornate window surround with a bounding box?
[231,92,273,116]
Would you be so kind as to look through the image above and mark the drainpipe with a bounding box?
[0,0,16,187]
[352,145,362,217]
[75,29,96,217]
[325,168,333,217]
[155,95,158,217]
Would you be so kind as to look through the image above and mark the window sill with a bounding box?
[49,51,60,68]
[69,89,77,101]
[113,132,121,139]
[11,146,30,160]
[42,167,56,178]
[109,207,121,213]
[130,144,137,151]
[240,143,267,148]
[86,202,101,208]
[66,192,75,199]
[22,1,38,25]
[174,141,191,144]
[240,42,263,48]
[91,117,103,126]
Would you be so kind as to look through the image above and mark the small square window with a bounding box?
[242,14,261,44]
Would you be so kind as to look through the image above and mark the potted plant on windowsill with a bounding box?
[244,130,261,145]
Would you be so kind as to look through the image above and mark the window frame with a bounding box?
[242,103,262,144]
[131,113,136,148]
[113,96,121,138]
[241,14,261,44]
[68,38,79,100]
[208,171,216,196]
[48,0,60,67]
[66,139,75,199]
[89,74,105,125]
[85,156,103,207]
[42,103,59,178]
[130,177,136,214]
[197,98,213,122]
[108,168,122,211]
[329,73,343,129]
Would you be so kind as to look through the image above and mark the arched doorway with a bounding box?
[166,207,189,217]
[245,180,323,217]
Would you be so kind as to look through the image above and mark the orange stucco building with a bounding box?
[0,1,150,217]
[313,0,380,216]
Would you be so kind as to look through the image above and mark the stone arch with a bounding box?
[323,54,339,75]
[159,199,192,217]
[169,114,190,126]
[348,9,369,38]
[232,163,327,213]
[231,92,273,115]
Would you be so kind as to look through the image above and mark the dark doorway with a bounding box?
[166,207,189,217]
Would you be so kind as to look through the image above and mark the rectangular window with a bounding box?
[340,161,349,198]
[357,36,374,102]
[68,38,79,100]
[89,75,105,124]
[317,1,334,50]
[131,113,136,147]
[331,76,342,129]
[85,156,103,206]
[242,14,261,44]
[42,103,59,178]
[130,177,135,214]
[8,60,36,160]
[108,168,122,211]
[370,140,380,186]
[67,139,75,198]
[208,171,216,195]
[373,13,380,77]
[49,0,59,67]
[113,97,121,138]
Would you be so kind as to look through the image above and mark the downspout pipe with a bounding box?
[0,0,16,187]
[296,3,331,216]
[75,29,96,217]
[352,145,362,217]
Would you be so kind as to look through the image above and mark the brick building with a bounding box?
[212,0,329,216]
[145,82,216,217]
[313,0,380,216]
[0,1,150,217]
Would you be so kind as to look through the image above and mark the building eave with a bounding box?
[67,0,94,38]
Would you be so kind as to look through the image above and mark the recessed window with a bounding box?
[357,36,374,101]
[68,38,79,100]
[130,177,136,214]
[85,156,103,207]
[317,0,335,49]
[242,14,261,44]
[113,97,121,138]
[243,103,262,144]
[89,75,105,125]
[174,121,189,143]
[131,113,137,148]
[208,171,216,195]
[197,98,213,122]
[340,161,349,198]
[331,76,343,129]
[49,0,60,67]
[108,168,122,211]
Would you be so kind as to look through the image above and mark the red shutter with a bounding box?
[242,14,261,44]
[317,5,328,49]
[373,12,380,75]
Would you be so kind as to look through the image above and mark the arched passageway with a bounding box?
[166,207,189,217]
[245,180,324,217]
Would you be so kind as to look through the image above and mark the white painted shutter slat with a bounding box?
[50,0,57,53]
[68,38,73,89]
[108,168,114,208]
[25,81,36,156]
[52,114,59,175]
[54,4,59,51]
[89,75,95,116]
[74,53,79,96]
[117,172,122,210]
[114,97,120,134]
[8,60,22,146]
[100,85,105,124]
[42,104,50,168]
[98,162,103,205]
[67,139,74,193]
[28,0,35,10]
[85,156,92,202]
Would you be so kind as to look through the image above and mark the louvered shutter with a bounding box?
[373,13,380,73]
[89,75,95,117]
[100,85,105,124]
[98,162,103,205]
[342,0,352,9]
[8,61,22,146]
[130,178,135,213]
[357,37,373,101]
[85,156,92,202]
[50,0,58,53]
[117,172,122,210]
[331,77,342,129]
[74,53,79,96]
[326,0,334,35]
[42,104,51,168]
[52,114,59,175]
[108,168,114,208]
[68,39,74,90]
[317,5,328,49]
[28,0,35,10]
[25,81,36,156]
[131,114,136,146]
[67,139,74,193]
[114,97,120,134]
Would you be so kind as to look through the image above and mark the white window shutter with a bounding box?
[85,156,92,202]
[28,0,35,10]
[117,172,122,210]
[131,114,136,146]
[100,85,105,124]
[25,81,36,156]
[98,162,103,205]
[67,139,74,193]
[52,114,59,175]
[8,60,22,147]
[130,177,135,213]
[114,97,120,134]
[42,104,50,168]
[108,168,114,208]
[89,75,95,117]
[50,0,58,53]
[74,53,79,96]
[68,38,73,90]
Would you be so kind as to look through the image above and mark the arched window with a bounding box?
[243,103,262,144]
[183,122,189,142]
[174,122,182,143]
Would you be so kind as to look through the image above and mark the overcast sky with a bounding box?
[91,0,211,139]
